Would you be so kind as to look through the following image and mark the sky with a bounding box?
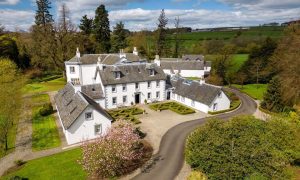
[0,0,300,31]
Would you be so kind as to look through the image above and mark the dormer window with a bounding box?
[150,69,155,76]
[114,71,121,79]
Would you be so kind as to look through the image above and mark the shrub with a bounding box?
[39,103,53,116]
[14,160,26,167]
[186,116,300,179]
[80,121,146,178]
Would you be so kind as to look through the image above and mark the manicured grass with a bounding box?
[185,77,201,81]
[232,84,267,100]
[108,107,144,124]
[205,54,249,72]
[149,101,195,115]
[22,77,66,94]
[2,148,86,180]
[31,94,61,151]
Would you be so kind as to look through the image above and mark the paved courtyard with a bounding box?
[135,103,209,154]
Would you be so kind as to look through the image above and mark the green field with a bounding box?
[2,148,86,180]
[31,94,61,151]
[22,77,66,94]
[232,84,267,100]
[205,54,249,72]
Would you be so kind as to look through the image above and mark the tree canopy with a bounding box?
[93,4,111,53]
[79,15,93,35]
[155,9,168,56]
[35,0,54,27]
[186,115,300,179]
[111,21,128,53]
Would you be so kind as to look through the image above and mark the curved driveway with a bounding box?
[132,89,257,180]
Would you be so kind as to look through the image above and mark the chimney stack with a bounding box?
[154,55,161,66]
[133,47,138,55]
[76,47,80,58]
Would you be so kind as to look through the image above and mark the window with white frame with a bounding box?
[156,91,160,98]
[147,81,151,88]
[85,112,93,120]
[177,95,180,101]
[114,72,120,79]
[94,124,102,135]
[191,100,195,107]
[156,80,160,87]
[112,97,117,105]
[135,82,139,89]
[148,92,151,99]
[181,96,185,102]
[172,93,175,99]
[112,85,116,93]
[123,96,127,103]
[71,78,80,85]
[122,84,126,91]
[150,69,155,76]
[69,66,75,74]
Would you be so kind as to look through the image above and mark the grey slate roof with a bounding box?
[55,83,112,129]
[182,54,204,61]
[81,84,104,99]
[161,61,205,70]
[98,63,166,85]
[170,77,222,106]
[67,53,141,65]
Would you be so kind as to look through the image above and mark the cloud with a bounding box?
[218,0,300,10]
[0,9,34,31]
[0,0,20,5]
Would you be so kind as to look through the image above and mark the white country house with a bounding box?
[55,47,230,144]
[154,54,211,78]
[168,76,230,113]
[55,83,112,145]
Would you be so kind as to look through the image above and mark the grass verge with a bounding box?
[31,94,60,151]
[2,148,86,180]
[231,84,267,100]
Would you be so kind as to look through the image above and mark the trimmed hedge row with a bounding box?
[208,100,241,115]
[108,107,144,124]
[149,102,195,115]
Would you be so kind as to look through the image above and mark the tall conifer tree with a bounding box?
[111,21,128,53]
[35,0,53,27]
[93,4,111,53]
[156,9,168,56]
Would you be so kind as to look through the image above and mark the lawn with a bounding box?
[31,94,61,151]
[232,84,267,100]
[2,148,86,180]
[108,107,144,124]
[205,54,249,72]
[22,77,66,94]
[149,101,195,115]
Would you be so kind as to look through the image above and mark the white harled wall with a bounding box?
[59,106,111,145]
[105,80,166,109]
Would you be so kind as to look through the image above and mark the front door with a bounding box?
[167,91,171,100]
[135,93,140,104]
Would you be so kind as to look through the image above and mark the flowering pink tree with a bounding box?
[79,121,143,178]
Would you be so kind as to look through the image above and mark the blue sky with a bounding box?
[1,0,300,31]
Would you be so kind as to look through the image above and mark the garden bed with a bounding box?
[149,102,195,115]
[108,107,144,124]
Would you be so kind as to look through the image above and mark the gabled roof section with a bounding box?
[55,83,112,129]
[161,61,205,70]
[98,63,166,85]
[81,84,104,99]
[67,53,141,65]
[170,77,222,106]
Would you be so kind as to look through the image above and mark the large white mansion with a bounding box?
[55,48,230,144]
